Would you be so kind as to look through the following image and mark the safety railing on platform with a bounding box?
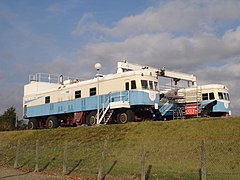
[29,73,80,84]
[98,91,130,124]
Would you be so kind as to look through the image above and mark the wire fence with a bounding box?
[0,139,239,179]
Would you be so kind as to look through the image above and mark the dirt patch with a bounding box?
[0,167,63,180]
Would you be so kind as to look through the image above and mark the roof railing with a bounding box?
[29,73,80,84]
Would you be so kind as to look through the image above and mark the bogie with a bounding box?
[28,118,38,129]
[46,116,59,129]
[117,109,134,124]
[87,111,97,126]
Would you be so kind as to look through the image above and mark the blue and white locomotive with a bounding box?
[23,61,163,129]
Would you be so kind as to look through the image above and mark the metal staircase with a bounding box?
[98,93,112,125]
[103,109,114,124]
[176,86,202,118]
[159,102,174,117]
[98,91,130,124]
[99,104,114,124]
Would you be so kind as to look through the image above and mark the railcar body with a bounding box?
[23,68,160,129]
[177,84,231,117]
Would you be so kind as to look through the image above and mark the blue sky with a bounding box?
[0,0,240,116]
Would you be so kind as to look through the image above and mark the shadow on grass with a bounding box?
[17,159,30,169]
[40,157,56,172]
[102,160,117,179]
[0,169,32,179]
[67,160,82,175]
[146,165,152,180]
[0,156,15,166]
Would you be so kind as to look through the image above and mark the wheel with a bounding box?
[46,116,59,129]
[87,111,97,126]
[28,118,38,129]
[117,109,134,124]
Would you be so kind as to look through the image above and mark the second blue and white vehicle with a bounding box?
[177,84,231,117]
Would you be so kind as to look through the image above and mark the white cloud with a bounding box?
[74,26,240,72]
[70,0,240,72]
[206,0,240,21]
[223,27,240,54]
[195,60,240,115]
[196,59,240,84]
[86,0,240,36]
[46,1,83,15]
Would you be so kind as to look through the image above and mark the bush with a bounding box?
[0,107,16,131]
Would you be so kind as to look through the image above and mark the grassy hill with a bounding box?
[0,117,240,179]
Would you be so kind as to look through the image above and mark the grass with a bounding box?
[0,116,240,179]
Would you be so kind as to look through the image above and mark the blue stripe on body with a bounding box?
[24,90,159,118]
[129,91,159,105]
[201,100,230,113]
[158,100,230,118]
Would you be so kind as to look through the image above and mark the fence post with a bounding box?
[201,140,206,180]
[63,141,68,175]
[34,140,39,172]
[141,145,146,180]
[14,140,20,169]
[97,140,107,180]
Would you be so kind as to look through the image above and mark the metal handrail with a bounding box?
[98,91,130,124]
[29,73,80,84]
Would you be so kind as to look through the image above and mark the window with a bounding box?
[90,87,96,96]
[149,81,153,90]
[154,82,158,90]
[131,80,136,89]
[209,92,215,100]
[125,82,129,90]
[218,92,223,99]
[141,80,148,89]
[75,90,81,99]
[202,93,208,100]
[224,93,227,100]
[45,96,50,103]
[226,93,230,101]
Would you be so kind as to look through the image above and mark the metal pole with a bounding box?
[14,140,20,169]
[97,70,100,124]
[97,140,107,180]
[63,141,68,175]
[201,140,207,180]
[95,63,101,125]
[34,140,39,172]
[141,145,146,180]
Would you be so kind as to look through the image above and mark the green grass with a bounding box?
[0,117,240,179]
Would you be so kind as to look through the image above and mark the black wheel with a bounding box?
[117,109,134,124]
[87,111,97,126]
[28,118,38,129]
[46,116,59,129]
